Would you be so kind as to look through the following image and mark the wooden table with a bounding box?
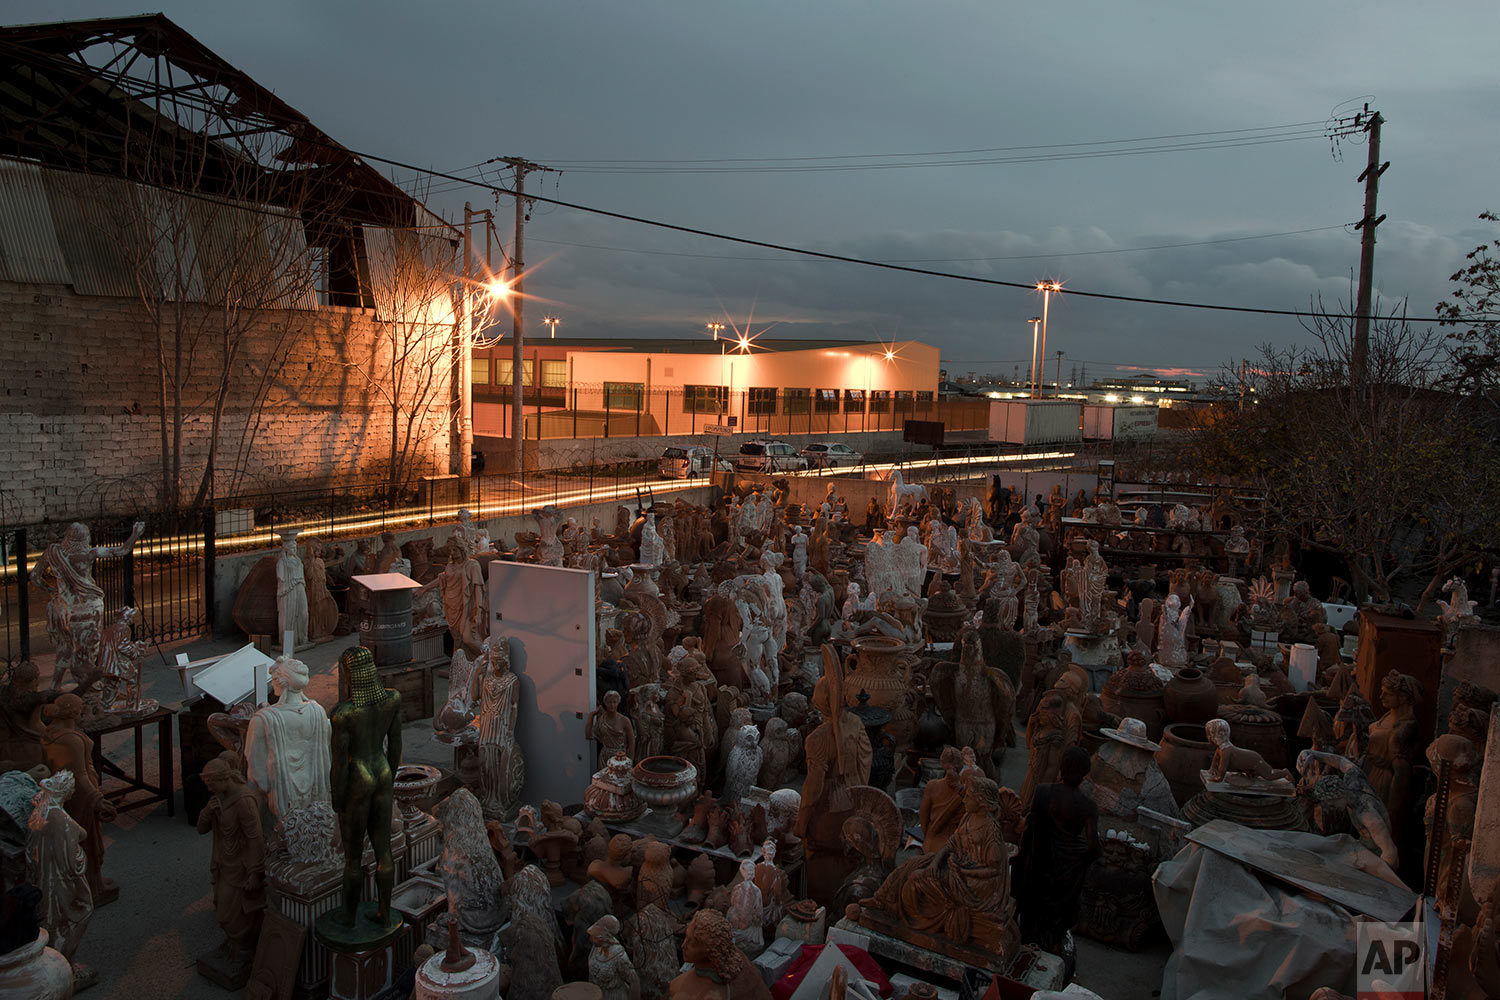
[83,705,175,817]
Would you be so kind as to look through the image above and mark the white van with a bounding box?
[658,445,730,479]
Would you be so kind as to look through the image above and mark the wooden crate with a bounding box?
[378,662,434,724]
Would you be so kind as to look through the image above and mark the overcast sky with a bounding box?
[13,1,1500,380]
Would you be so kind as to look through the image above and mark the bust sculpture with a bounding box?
[321,646,403,943]
[668,909,771,1000]
[245,655,335,862]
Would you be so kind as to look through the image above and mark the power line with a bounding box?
[529,224,1351,264]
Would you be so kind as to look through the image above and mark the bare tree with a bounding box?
[1191,296,1500,605]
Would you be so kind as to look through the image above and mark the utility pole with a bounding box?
[457,203,474,479]
[1351,109,1386,396]
[495,157,558,474]
[1055,351,1064,396]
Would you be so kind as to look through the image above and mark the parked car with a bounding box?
[800,441,864,469]
[735,440,808,473]
[658,445,732,479]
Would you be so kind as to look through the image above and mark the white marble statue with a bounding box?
[1009,509,1040,565]
[724,724,763,805]
[760,551,788,653]
[887,469,927,516]
[736,581,777,701]
[865,530,902,602]
[727,859,765,952]
[97,606,154,717]
[928,522,960,576]
[454,508,484,558]
[639,513,663,568]
[899,527,929,598]
[245,654,335,862]
[1081,539,1109,631]
[434,647,483,744]
[29,520,146,691]
[534,506,564,567]
[275,531,309,648]
[842,581,876,622]
[27,770,93,982]
[472,636,526,820]
[1157,593,1194,669]
[791,528,808,580]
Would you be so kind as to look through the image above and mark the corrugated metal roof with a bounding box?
[0,158,72,284]
[42,168,139,298]
[132,184,205,302]
[364,225,456,327]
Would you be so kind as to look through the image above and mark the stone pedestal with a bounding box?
[328,943,397,1000]
[391,875,447,974]
[413,945,502,1000]
[403,814,441,878]
[268,855,344,995]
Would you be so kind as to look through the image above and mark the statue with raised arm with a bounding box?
[30,520,145,691]
[319,646,404,946]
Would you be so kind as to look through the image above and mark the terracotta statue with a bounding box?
[434,789,504,945]
[702,583,746,689]
[590,914,642,1000]
[1365,671,1422,837]
[625,903,679,1000]
[1080,540,1109,631]
[40,694,115,903]
[1156,593,1193,669]
[473,637,525,820]
[636,840,673,912]
[303,540,339,641]
[669,909,771,1000]
[757,717,792,790]
[26,770,93,986]
[29,520,145,690]
[245,654,335,862]
[325,646,403,939]
[794,648,872,841]
[632,683,667,761]
[434,645,483,743]
[1014,746,1099,955]
[859,775,1019,959]
[930,627,1015,776]
[587,690,637,772]
[727,858,764,953]
[1205,718,1290,783]
[1423,735,1479,913]
[1020,691,1069,810]
[196,757,266,977]
[918,746,967,853]
[588,834,636,910]
[424,543,488,656]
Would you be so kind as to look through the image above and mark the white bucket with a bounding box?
[1289,642,1318,692]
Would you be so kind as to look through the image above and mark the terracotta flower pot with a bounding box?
[1164,668,1219,725]
[631,755,698,809]
[0,931,72,1000]
[1156,723,1215,807]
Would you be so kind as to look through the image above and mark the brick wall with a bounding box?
[1,281,453,522]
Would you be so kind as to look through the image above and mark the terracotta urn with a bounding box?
[585,753,646,822]
[1218,704,1288,768]
[598,571,625,607]
[1156,723,1216,807]
[923,590,967,643]
[843,636,917,750]
[0,931,72,1000]
[1101,662,1167,739]
[630,755,698,809]
[1164,668,1219,725]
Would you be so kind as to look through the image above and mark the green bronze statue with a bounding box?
[318,645,404,946]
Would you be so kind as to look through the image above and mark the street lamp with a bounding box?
[707,322,725,341]
[1028,316,1042,398]
[1035,281,1061,398]
[543,315,560,339]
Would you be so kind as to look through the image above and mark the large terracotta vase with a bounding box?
[843,635,917,751]
[1218,704,1288,768]
[0,931,73,1000]
[1156,723,1215,807]
[1163,668,1218,725]
[1101,664,1167,739]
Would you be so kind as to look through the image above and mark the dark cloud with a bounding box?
[9,0,1498,375]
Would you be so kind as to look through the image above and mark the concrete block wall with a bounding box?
[1,281,452,522]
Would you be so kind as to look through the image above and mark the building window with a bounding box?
[541,359,567,388]
[783,388,810,415]
[894,390,914,412]
[916,390,934,403]
[473,357,490,385]
[496,360,534,386]
[814,389,840,414]
[684,385,727,413]
[843,389,865,413]
[748,387,777,416]
[605,382,643,410]
[869,390,891,412]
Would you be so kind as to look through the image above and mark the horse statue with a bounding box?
[887,469,928,516]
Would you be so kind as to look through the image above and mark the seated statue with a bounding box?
[856,775,1019,961]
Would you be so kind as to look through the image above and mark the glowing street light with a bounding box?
[487,278,512,301]
[736,335,751,352]
[706,321,725,341]
[1035,281,1061,397]
[543,315,561,339]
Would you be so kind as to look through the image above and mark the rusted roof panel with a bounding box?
[0,157,71,284]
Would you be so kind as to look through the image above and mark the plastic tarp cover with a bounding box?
[1154,830,1395,1000]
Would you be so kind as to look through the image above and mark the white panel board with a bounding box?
[488,562,597,808]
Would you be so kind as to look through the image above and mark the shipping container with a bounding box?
[1082,404,1158,440]
[987,399,1082,445]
